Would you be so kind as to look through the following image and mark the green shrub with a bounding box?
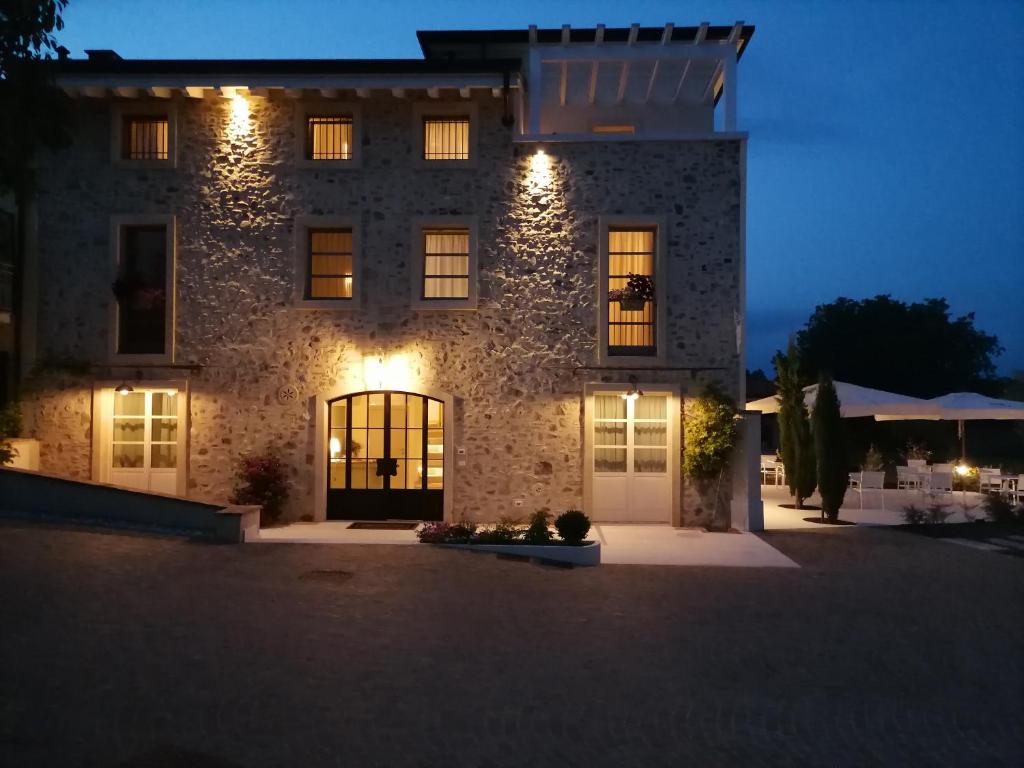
[230,451,290,526]
[554,509,591,544]
[0,401,23,466]
[983,494,1023,524]
[774,341,816,508]
[521,509,553,545]
[474,517,523,544]
[902,505,927,525]
[683,385,738,482]
[446,521,477,542]
[925,503,954,524]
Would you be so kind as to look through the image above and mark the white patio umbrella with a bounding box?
[876,392,1024,460]
[747,381,935,419]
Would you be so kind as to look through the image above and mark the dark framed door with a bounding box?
[326,391,444,520]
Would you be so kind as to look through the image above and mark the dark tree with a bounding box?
[1,0,72,396]
[796,295,1002,398]
[812,376,846,523]
[774,340,816,508]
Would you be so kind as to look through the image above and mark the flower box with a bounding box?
[617,297,646,311]
[439,540,600,566]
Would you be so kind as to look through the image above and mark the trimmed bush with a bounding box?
[522,509,553,545]
[775,340,816,508]
[230,451,290,526]
[983,493,1023,524]
[555,509,591,544]
[812,376,846,523]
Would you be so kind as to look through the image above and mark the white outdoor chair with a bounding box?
[858,470,886,511]
[979,468,1002,494]
[896,465,922,490]
[760,455,780,485]
[907,459,927,470]
[1001,475,1024,505]
[848,471,862,490]
[932,463,954,474]
[926,472,954,496]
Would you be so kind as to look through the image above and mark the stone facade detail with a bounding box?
[26,94,743,525]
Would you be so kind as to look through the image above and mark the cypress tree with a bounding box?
[774,340,816,509]
[812,376,847,523]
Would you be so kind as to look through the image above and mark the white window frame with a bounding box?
[111,102,178,169]
[294,214,363,309]
[91,379,190,497]
[295,102,363,169]
[409,216,478,310]
[597,215,667,366]
[109,214,176,365]
[412,102,478,169]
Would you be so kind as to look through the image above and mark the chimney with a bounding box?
[84,49,123,63]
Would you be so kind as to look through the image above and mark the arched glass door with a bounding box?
[326,391,444,520]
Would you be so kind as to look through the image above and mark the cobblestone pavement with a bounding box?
[1,520,1021,767]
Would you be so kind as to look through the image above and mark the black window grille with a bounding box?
[608,227,656,356]
[307,229,353,299]
[122,116,169,160]
[306,116,353,160]
[423,117,470,160]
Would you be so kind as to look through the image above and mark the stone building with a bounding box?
[21,23,760,527]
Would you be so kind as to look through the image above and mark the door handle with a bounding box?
[375,458,398,477]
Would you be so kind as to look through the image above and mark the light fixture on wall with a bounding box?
[527,146,553,189]
[115,382,134,396]
[362,351,413,391]
[620,375,643,401]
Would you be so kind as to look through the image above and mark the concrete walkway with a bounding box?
[256,521,798,568]
[762,484,987,529]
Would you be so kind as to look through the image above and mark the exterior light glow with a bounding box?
[226,90,251,136]
[362,352,413,391]
[527,147,553,189]
[115,382,134,396]
[954,463,972,477]
[620,376,643,401]
[329,437,341,457]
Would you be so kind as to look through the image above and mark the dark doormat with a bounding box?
[347,521,420,530]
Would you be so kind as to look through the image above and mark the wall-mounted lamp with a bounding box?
[115,382,134,396]
[620,375,643,402]
[362,351,413,391]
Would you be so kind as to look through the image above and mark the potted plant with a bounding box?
[608,273,654,311]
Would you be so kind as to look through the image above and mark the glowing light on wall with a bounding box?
[362,352,413,391]
[223,87,251,136]
[329,437,341,457]
[527,147,553,190]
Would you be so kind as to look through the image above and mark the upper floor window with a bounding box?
[113,223,170,357]
[423,116,470,160]
[607,227,656,356]
[122,115,169,161]
[306,115,353,160]
[422,228,470,299]
[307,229,353,299]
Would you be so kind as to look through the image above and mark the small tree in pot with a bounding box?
[683,385,739,529]
[812,376,847,523]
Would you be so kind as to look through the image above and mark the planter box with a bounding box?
[439,540,600,566]
[617,297,646,312]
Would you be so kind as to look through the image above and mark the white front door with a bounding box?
[107,389,182,495]
[589,392,673,522]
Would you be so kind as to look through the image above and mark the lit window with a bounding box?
[608,228,656,355]
[122,115,169,161]
[592,124,636,135]
[306,116,353,160]
[115,225,168,355]
[308,229,353,299]
[423,116,470,160]
[422,228,470,299]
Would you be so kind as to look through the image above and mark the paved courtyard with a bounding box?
[1,519,1021,767]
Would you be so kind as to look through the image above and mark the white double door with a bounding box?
[104,389,182,495]
[589,391,673,522]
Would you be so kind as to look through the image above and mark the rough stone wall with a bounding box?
[27,94,742,524]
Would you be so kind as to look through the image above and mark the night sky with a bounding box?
[58,0,1024,375]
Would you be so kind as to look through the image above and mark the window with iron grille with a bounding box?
[121,116,169,161]
[307,229,353,299]
[115,225,168,355]
[608,228,656,355]
[423,116,470,160]
[422,228,470,299]
[306,116,353,160]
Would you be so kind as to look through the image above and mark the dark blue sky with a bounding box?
[60,0,1024,375]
